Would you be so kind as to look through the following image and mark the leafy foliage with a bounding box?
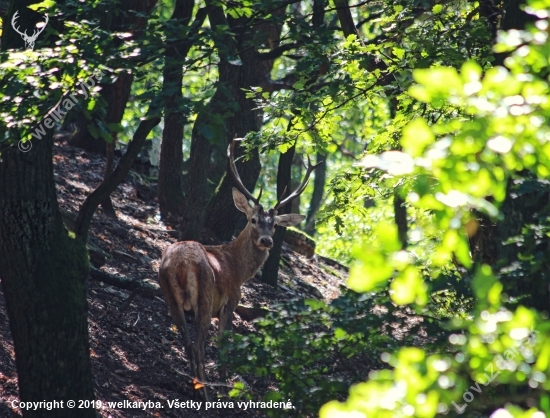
[222,289,450,417]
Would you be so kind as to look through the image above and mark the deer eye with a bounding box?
[251,218,257,224]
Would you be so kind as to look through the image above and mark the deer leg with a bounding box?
[194,310,211,401]
[218,303,236,383]
[177,315,197,377]
[161,289,198,380]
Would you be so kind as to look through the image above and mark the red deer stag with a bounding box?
[158,138,320,397]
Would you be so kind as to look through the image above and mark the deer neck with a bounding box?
[230,224,269,285]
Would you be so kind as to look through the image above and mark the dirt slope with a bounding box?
[0,143,348,418]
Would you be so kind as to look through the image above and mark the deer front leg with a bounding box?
[218,302,236,382]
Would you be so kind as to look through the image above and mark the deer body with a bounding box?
[158,139,320,398]
[159,221,269,328]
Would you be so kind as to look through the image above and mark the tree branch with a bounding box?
[74,116,161,240]
[257,41,304,60]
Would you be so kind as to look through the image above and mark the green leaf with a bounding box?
[28,0,55,11]
[401,118,434,157]
[348,248,393,292]
[390,266,426,305]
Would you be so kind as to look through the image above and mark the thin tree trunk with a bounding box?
[261,0,326,285]
[261,144,296,286]
[157,0,197,222]
[74,116,161,241]
[305,151,326,236]
[290,152,303,214]
[67,0,155,154]
[393,191,408,250]
[100,138,118,217]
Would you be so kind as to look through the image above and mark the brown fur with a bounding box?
[158,189,305,398]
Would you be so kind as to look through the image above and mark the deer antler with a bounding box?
[228,138,263,205]
[274,154,322,211]
[31,14,49,39]
[11,11,26,38]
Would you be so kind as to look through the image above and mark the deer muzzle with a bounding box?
[259,236,273,249]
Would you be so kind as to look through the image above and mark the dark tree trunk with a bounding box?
[100,138,118,217]
[303,1,327,237]
[261,144,296,286]
[305,151,326,236]
[99,72,134,216]
[0,5,96,415]
[194,58,264,241]
[393,191,408,250]
[182,3,284,242]
[471,0,549,312]
[260,0,327,285]
[67,63,133,157]
[290,152,303,214]
[157,0,196,222]
[67,0,156,154]
[0,137,96,418]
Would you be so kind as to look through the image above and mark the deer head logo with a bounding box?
[11,11,49,50]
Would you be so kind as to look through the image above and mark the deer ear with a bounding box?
[275,213,305,227]
[233,188,253,215]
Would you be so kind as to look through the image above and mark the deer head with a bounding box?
[12,11,49,50]
[228,138,321,249]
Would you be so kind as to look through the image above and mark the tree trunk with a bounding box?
[67,0,155,154]
[261,144,296,286]
[393,191,408,250]
[290,152,303,214]
[74,116,161,240]
[305,151,326,236]
[100,138,118,217]
[183,4,284,242]
[0,5,96,415]
[157,0,197,223]
[0,130,96,418]
[471,0,549,312]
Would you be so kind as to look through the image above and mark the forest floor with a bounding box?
[0,143,351,418]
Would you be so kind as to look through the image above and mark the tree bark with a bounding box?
[394,191,408,250]
[471,0,549,312]
[305,151,326,236]
[0,138,96,418]
[67,0,156,154]
[261,144,296,286]
[182,4,285,242]
[0,5,97,416]
[157,0,197,222]
[290,152,303,214]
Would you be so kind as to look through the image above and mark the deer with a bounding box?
[158,138,320,399]
[11,10,49,50]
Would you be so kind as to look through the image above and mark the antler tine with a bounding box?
[228,138,261,205]
[274,154,322,211]
[33,14,49,37]
[11,11,26,37]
